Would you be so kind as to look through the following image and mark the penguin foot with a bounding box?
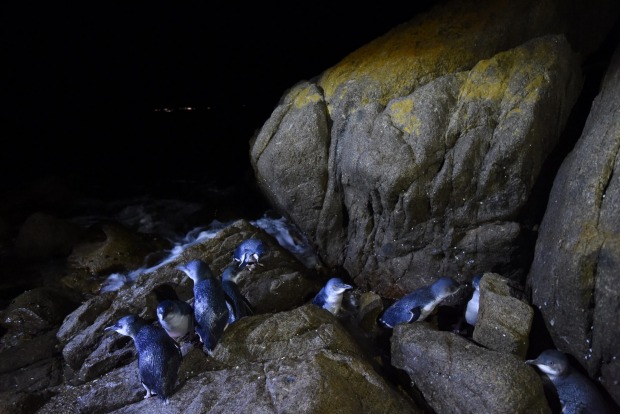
[142,383,157,399]
[203,346,216,357]
[246,262,264,272]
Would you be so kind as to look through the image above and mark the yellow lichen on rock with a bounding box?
[293,85,323,109]
[317,0,504,109]
[389,98,422,136]
[458,37,560,108]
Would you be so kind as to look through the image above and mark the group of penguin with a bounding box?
[104,238,267,404]
[105,240,611,412]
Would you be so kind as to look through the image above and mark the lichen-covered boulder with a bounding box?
[252,32,582,297]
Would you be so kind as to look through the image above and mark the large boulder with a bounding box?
[251,30,583,297]
[14,212,81,260]
[391,322,550,413]
[527,41,620,405]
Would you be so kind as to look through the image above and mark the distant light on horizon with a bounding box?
[152,106,210,113]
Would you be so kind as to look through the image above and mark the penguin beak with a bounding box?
[524,359,536,365]
[175,265,189,282]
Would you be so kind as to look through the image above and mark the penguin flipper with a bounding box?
[195,324,207,345]
[241,296,254,316]
[408,306,422,323]
[179,300,194,317]
[311,288,327,307]
[201,312,229,353]
[223,282,253,321]
[160,344,182,399]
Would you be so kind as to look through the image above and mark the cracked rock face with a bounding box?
[251,33,582,297]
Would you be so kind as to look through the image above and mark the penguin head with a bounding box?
[156,300,176,320]
[470,274,483,290]
[176,259,214,282]
[233,238,268,267]
[325,277,353,294]
[104,314,146,337]
[222,264,242,282]
[431,277,461,298]
[525,349,570,378]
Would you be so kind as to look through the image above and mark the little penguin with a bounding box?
[311,277,353,316]
[176,259,229,355]
[379,277,461,328]
[105,314,182,404]
[221,264,254,325]
[465,274,482,326]
[156,298,195,343]
[526,349,610,414]
[233,238,268,270]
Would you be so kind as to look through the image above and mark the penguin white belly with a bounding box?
[465,290,480,325]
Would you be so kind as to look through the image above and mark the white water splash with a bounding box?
[100,214,322,293]
[100,220,231,293]
[251,215,322,270]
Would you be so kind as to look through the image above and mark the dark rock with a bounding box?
[0,390,51,414]
[57,292,116,346]
[0,356,63,394]
[473,273,533,358]
[67,221,170,276]
[15,212,81,260]
[527,39,620,405]
[0,329,59,376]
[0,288,81,339]
[391,322,551,413]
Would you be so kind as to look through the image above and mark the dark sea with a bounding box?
[0,104,320,305]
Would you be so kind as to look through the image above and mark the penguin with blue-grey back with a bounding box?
[221,263,254,324]
[176,259,229,355]
[526,349,611,414]
[311,277,353,316]
[378,277,462,328]
[233,237,269,270]
[105,314,182,404]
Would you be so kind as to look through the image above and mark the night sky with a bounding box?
[1,3,438,192]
